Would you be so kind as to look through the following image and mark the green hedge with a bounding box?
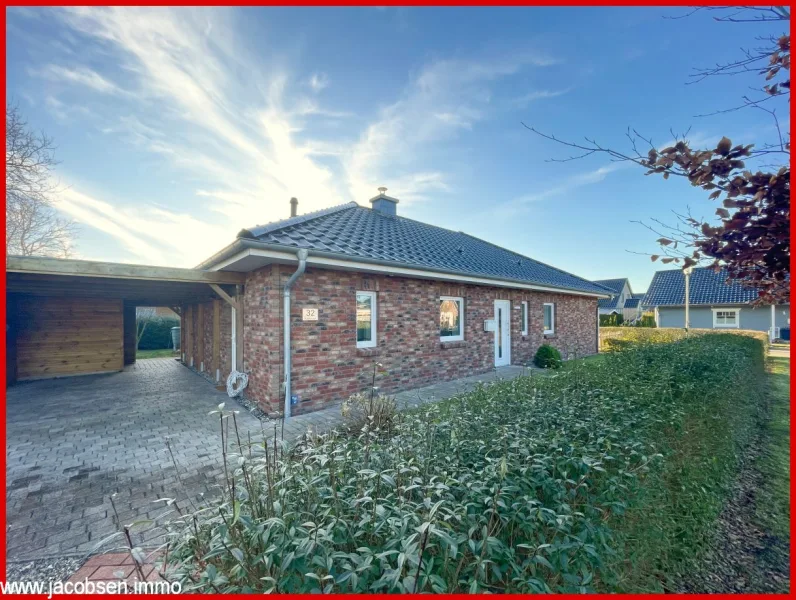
[162,334,765,593]
[137,317,180,350]
[599,326,769,352]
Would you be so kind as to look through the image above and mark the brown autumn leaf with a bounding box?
[716,137,732,156]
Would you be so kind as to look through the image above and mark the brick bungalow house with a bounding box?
[184,190,611,418]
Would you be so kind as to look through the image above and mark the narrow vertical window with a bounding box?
[356,291,377,348]
[440,296,464,341]
[521,301,528,336]
[543,303,555,335]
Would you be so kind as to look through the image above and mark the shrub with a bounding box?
[533,343,562,368]
[138,316,180,350]
[625,314,656,328]
[341,391,397,432]
[600,313,624,326]
[599,326,769,351]
[162,335,765,593]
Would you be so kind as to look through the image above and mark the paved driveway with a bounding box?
[6,358,262,561]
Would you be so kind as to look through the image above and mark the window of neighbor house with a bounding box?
[356,291,377,348]
[440,296,464,341]
[543,303,555,335]
[713,309,739,328]
[521,301,528,336]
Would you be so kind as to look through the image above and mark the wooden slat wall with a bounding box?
[15,296,124,380]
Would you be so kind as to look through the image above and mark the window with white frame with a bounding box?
[521,301,529,336]
[543,303,555,335]
[440,296,464,341]
[356,291,377,348]
[712,308,739,328]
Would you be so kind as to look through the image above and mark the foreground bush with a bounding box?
[163,335,765,593]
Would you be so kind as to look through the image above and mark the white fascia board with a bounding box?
[213,248,611,299]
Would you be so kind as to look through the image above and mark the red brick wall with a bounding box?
[243,265,282,407]
[242,265,598,416]
[181,299,234,383]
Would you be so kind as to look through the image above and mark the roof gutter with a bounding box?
[198,238,612,299]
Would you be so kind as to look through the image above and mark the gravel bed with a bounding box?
[6,555,83,584]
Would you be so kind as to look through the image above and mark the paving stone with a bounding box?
[6,357,531,562]
[5,358,262,561]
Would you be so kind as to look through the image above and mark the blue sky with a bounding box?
[6,7,787,292]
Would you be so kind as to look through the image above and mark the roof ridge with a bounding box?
[238,201,358,239]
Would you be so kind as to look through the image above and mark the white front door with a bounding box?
[494,300,511,367]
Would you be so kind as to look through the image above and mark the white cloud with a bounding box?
[25,7,561,265]
[512,88,571,108]
[44,95,90,123]
[491,162,629,219]
[31,64,122,94]
[346,52,558,204]
[308,72,329,92]
[56,185,234,266]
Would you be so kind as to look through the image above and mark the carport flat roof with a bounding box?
[6,255,245,305]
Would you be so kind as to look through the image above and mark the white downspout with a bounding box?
[283,249,309,419]
[231,307,237,371]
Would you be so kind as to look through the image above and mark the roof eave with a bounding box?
[202,239,612,298]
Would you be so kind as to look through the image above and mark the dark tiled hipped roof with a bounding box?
[239,202,609,295]
[644,267,761,306]
[623,297,641,309]
[593,278,628,309]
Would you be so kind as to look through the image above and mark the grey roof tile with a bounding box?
[623,297,641,309]
[239,203,610,295]
[644,267,762,306]
[593,278,629,309]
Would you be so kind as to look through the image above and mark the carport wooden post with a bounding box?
[185,305,194,367]
[213,299,220,381]
[209,283,244,374]
[180,305,186,361]
[123,304,137,365]
[197,303,205,372]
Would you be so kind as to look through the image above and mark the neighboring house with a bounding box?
[5,190,611,416]
[643,267,790,340]
[621,293,646,322]
[594,278,634,316]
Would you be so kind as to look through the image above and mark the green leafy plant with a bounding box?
[600,313,624,326]
[533,343,562,369]
[160,335,765,593]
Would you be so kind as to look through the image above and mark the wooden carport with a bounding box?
[5,256,246,384]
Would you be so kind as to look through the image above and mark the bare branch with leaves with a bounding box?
[524,6,790,304]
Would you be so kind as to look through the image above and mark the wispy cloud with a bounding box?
[30,64,122,94]
[56,185,233,266]
[308,72,329,92]
[489,162,629,219]
[511,88,571,108]
[21,7,561,265]
[346,52,558,203]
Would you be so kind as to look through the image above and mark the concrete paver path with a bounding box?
[5,358,262,561]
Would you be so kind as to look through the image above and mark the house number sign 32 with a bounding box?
[302,308,319,321]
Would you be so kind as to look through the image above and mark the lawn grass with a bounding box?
[755,355,790,539]
[136,348,177,359]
